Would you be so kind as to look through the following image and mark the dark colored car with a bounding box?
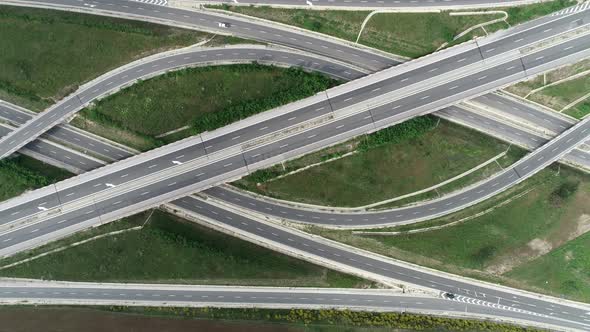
[443,292,456,299]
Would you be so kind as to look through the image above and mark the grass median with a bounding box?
[74,64,339,151]
[528,74,590,119]
[309,165,590,302]
[506,58,590,119]
[0,209,371,288]
[214,0,574,58]
[234,116,517,207]
[0,5,208,111]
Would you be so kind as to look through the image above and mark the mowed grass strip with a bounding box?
[217,0,574,58]
[0,5,207,111]
[0,209,370,288]
[0,155,71,202]
[311,166,590,302]
[77,64,338,151]
[235,117,510,207]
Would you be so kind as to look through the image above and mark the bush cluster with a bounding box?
[192,65,337,134]
[549,179,579,206]
[357,115,438,152]
[0,158,52,188]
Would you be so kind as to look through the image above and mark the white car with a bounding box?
[218,22,230,28]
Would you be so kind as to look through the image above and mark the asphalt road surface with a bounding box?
[438,105,590,167]
[0,3,587,329]
[167,195,590,331]
[0,2,587,172]
[0,45,364,165]
[0,46,587,173]
[202,113,590,227]
[0,0,589,159]
[195,0,551,9]
[2,98,590,331]
[473,93,574,133]
[0,96,588,260]
[3,0,399,70]
[1,47,588,229]
[0,281,580,331]
[0,31,589,254]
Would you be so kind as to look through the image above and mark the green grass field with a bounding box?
[0,6,207,111]
[217,0,574,58]
[310,166,590,302]
[0,209,369,288]
[0,155,71,202]
[359,12,505,58]
[0,211,150,267]
[505,57,590,119]
[506,231,590,301]
[75,64,338,151]
[235,117,513,207]
[527,73,590,119]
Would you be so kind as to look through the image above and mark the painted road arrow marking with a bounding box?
[105,183,116,188]
[38,206,48,211]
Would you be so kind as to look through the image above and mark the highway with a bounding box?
[0,26,589,257]
[0,2,588,330]
[5,94,590,217]
[0,281,580,331]
[194,112,590,228]
[0,0,589,159]
[0,0,587,168]
[0,97,588,258]
[1,46,588,229]
[0,44,588,228]
[2,0,399,70]
[1,105,589,329]
[0,123,106,173]
[1,100,589,329]
[0,45,365,169]
[165,195,590,331]
[439,104,590,168]
[472,93,574,134]
[1,46,587,172]
[193,0,555,10]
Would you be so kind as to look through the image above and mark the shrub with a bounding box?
[357,115,438,152]
[550,179,579,206]
[192,66,337,134]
